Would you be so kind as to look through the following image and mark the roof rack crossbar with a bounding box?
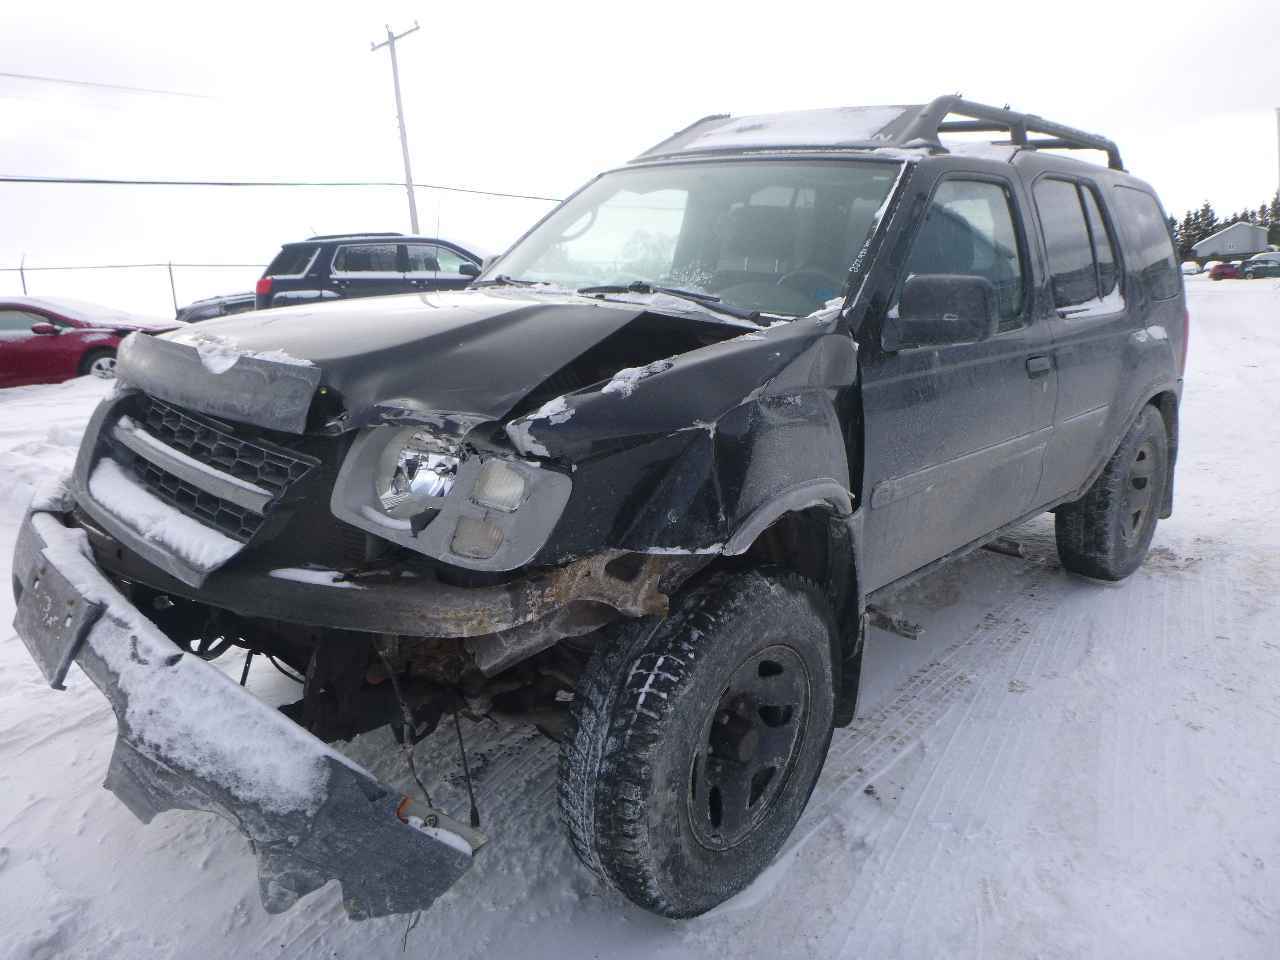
[901,96,1124,170]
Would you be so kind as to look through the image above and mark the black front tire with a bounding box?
[1055,405,1168,581]
[559,568,836,918]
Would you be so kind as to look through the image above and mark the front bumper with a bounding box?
[11,502,478,920]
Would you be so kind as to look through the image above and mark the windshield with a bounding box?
[490,159,902,317]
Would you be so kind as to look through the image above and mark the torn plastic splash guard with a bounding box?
[11,507,476,920]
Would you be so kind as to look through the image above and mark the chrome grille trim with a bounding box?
[111,416,274,514]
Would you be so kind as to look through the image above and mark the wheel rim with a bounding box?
[1120,440,1157,545]
[687,644,810,850]
[90,355,117,379]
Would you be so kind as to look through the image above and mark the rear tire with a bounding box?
[1055,405,1168,581]
[558,568,836,918]
[79,348,117,379]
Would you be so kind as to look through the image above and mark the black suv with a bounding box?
[13,97,1185,922]
[254,232,486,309]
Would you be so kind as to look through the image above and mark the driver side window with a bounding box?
[902,179,1026,330]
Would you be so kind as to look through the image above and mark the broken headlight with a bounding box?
[374,428,462,519]
[331,424,572,571]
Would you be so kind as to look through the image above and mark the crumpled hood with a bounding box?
[163,288,652,422]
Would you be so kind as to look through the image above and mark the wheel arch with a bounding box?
[1148,389,1179,519]
[716,498,865,727]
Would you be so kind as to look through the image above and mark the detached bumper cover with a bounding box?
[11,504,474,920]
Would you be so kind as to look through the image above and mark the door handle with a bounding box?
[1026,355,1052,378]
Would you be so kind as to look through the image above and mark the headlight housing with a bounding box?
[471,459,526,512]
[331,423,573,571]
[374,428,462,519]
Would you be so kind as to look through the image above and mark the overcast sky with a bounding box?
[2,0,1278,315]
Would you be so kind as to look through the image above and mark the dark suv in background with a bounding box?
[175,233,489,321]
[254,233,487,309]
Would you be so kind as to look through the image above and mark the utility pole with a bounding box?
[372,22,422,234]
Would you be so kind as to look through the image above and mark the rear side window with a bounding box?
[1034,179,1122,310]
[332,243,400,274]
[902,178,1026,328]
[1111,186,1180,301]
[1035,180,1095,307]
[264,245,318,277]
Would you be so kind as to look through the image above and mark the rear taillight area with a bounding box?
[255,277,273,297]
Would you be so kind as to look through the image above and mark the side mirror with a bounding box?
[458,262,481,278]
[886,274,999,350]
[30,321,59,336]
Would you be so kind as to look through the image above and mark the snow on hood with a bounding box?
[7,296,177,330]
[161,287,698,424]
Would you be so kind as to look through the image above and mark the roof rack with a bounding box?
[633,96,1124,171]
[305,232,405,241]
[899,96,1124,171]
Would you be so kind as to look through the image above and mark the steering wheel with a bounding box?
[776,267,845,302]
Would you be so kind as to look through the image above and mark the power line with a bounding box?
[0,174,561,203]
[0,70,210,99]
[0,262,262,272]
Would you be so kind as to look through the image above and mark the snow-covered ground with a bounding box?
[1,278,1277,959]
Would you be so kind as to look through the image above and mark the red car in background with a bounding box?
[1208,262,1242,280]
[0,297,179,388]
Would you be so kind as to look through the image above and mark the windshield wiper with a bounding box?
[471,274,543,288]
[576,282,761,323]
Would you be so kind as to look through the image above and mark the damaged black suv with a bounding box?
[12,97,1186,920]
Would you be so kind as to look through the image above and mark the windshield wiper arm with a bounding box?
[471,274,542,288]
[576,282,761,322]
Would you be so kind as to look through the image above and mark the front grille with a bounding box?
[119,451,266,540]
[107,396,320,544]
[140,397,313,496]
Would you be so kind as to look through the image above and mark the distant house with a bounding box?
[1192,222,1270,258]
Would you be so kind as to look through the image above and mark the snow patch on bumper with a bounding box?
[11,508,476,919]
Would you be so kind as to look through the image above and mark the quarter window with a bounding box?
[332,243,400,274]
[902,178,1026,328]
[1112,186,1180,301]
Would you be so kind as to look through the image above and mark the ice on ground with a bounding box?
[269,567,363,589]
[601,358,674,398]
[88,458,242,570]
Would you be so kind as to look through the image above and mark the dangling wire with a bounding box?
[453,713,481,828]
[376,648,434,808]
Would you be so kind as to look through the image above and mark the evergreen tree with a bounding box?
[1179,210,1199,258]
[1197,200,1218,239]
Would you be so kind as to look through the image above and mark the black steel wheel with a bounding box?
[559,568,835,918]
[1056,405,1169,580]
[687,645,811,851]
